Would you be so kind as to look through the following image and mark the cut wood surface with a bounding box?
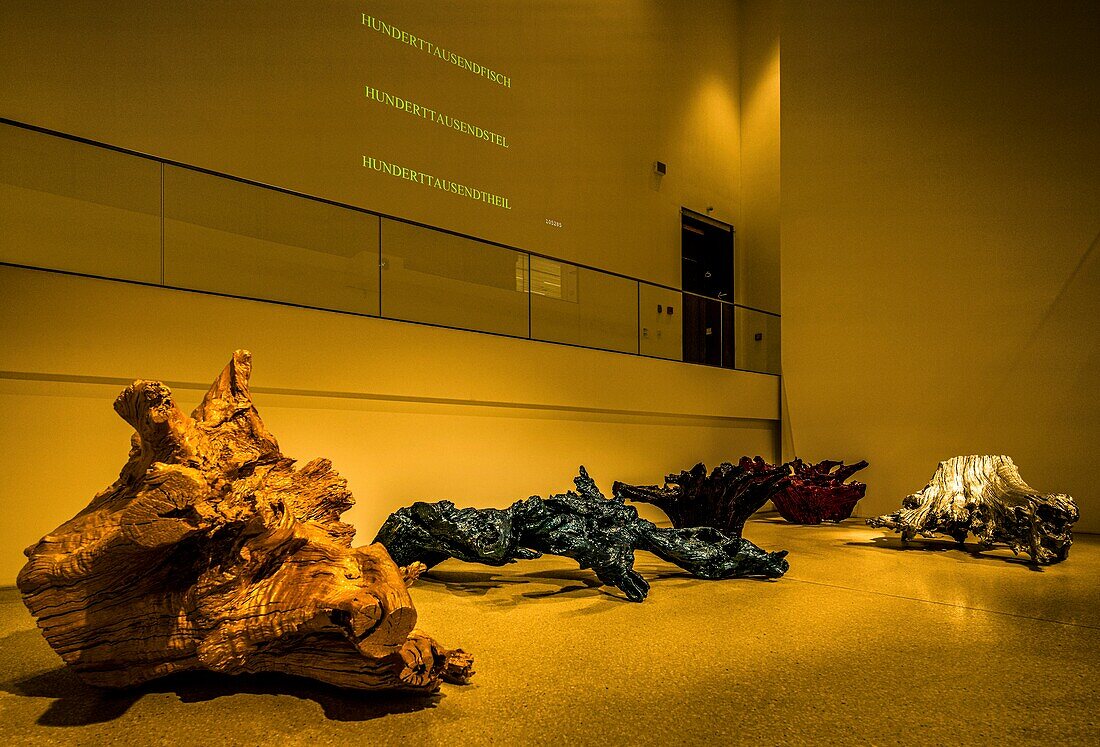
[18,350,471,692]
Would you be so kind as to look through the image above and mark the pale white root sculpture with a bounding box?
[18,350,472,692]
[867,455,1078,564]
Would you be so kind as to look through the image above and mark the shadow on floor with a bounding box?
[413,568,530,596]
[516,569,625,602]
[0,630,442,727]
[634,567,785,585]
[417,567,628,604]
[418,561,784,607]
[754,516,864,528]
[846,535,1044,569]
[3,663,140,726]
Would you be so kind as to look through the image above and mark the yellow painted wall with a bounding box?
[0,266,780,583]
[0,2,792,584]
[737,0,781,315]
[780,1,1099,530]
[0,0,764,294]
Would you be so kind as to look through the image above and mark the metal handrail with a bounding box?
[1,116,781,375]
[0,116,780,319]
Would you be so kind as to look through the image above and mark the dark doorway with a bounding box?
[682,294,722,366]
[681,209,734,366]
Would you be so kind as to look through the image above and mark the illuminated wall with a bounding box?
[737,0,781,316]
[0,0,777,296]
[0,265,780,583]
[0,2,786,583]
[780,0,1099,531]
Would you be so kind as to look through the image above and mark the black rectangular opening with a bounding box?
[681,211,733,301]
[681,209,734,366]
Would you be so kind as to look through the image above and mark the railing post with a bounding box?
[159,162,165,286]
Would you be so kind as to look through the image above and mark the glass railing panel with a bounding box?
[1,120,784,375]
[163,167,380,315]
[734,306,782,374]
[0,125,161,283]
[638,282,682,361]
[380,218,529,337]
[530,260,638,354]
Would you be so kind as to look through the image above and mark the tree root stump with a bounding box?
[772,459,868,524]
[867,454,1078,564]
[18,351,471,693]
[375,467,789,602]
[612,457,788,536]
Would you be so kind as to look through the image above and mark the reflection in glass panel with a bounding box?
[380,219,529,337]
[164,167,380,315]
[530,256,577,301]
[639,283,682,361]
[531,262,638,354]
[735,306,781,374]
[0,125,161,283]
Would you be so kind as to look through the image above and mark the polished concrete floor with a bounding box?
[1,519,1098,745]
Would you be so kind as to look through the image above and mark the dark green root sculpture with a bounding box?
[375,467,789,602]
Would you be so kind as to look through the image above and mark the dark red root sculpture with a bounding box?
[612,457,788,537]
[771,459,869,524]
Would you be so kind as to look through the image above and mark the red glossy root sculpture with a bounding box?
[771,459,868,524]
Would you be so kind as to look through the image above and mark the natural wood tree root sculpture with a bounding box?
[772,459,869,524]
[375,467,789,602]
[867,455,1079,564]
[612,457,788,536]
[18,351,472,693]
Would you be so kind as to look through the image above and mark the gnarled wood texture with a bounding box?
[612,457,788,537]
[867,455,1078,564]
[17,351,471,692]
[377,467,789,602]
